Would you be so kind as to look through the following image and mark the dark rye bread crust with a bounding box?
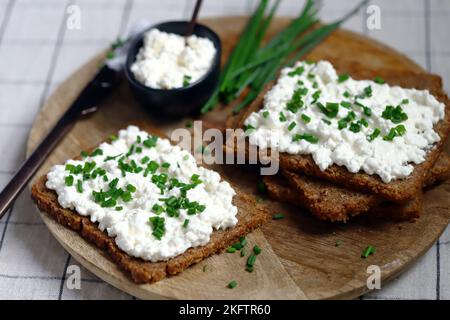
[264,175,423,222]
[31,128,268,284]
[228,71,450,202]
[264,153,450,222]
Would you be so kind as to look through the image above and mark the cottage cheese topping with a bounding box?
[46,126,237,262]
[131,28,216,89]
[244,60,446,183]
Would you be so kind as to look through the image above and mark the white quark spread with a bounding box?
[131,28,216,89]
[244,60,446,183]
[46,126,237,262]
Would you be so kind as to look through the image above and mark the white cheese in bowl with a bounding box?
[130,28,216,89]
[46,126,237,262]
[244,60,446,183]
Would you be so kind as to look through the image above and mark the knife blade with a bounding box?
[0,65,121,219]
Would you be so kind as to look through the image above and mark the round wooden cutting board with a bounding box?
[27,17,450,300]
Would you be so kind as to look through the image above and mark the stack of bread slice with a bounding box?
[225,68,450,222]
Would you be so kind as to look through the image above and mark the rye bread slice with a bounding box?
[264,174,423,222]
[227,70,450,202]
[31,129,268,284]
[264,153,450,222]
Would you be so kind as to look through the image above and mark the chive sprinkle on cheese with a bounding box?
[361,245,376,258]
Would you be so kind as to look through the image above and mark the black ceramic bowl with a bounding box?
[125,21,221,117]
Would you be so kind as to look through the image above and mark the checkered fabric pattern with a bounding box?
[0,0,448,300]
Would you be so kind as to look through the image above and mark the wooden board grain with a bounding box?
[27,17,450,300]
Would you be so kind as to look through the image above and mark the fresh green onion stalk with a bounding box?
[201,0,369,114]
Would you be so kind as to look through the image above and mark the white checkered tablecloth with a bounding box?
[0,0,449,300]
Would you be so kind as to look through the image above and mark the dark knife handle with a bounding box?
[0,66,120,219]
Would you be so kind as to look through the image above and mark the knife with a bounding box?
[0,65,121,219]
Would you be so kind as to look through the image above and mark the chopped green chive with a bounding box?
[335,240,342,247]
[183,75,192,87]
[247,254,257,267]
[203,265,207,272]
[228,280,237,289]
[126,144,135,157]
[383,125,407,141]
[161,162,170,169]
[367,128,381,142]
[109,134,118,141]
[363,85,372,97]
[286,88,308,113]
[149,216,165,240]
[361,245,376,258]
[65,175,74,187]
[152,203,164,215]
[317,102,339,118]
[262,110,269,118]
[292,133,319,144]
[115,206,123,211]
[76,179,83,193]
[80,151,89,158]
[185,120,193,128]
[395,124,407,136]
[401,99,409,105]
[272,213,285,220]
[121,191,132,202]
[244,124,256,134]
[109,178,119,189]
[374,76,386,84]
[343,91,351,98]
[126,184,136,192]
[340,101,351,109]
[105,153,123,161]
[90,149,103,157]
[232,242,243,250]
[183,219,189,228]
[338,118,348,130]
[349,122,361,133]
[279,112,287,122]
[382,105,408,123]
[253,245,262,255]
[359,118,369,128]
[312,90,321,103]
[288,121,297,131]
[106,51,115,59]
[227,247,237,253]
[288,66,304,77]
[322,118,331,125]
[301,114,311,123]
[338,73,349,83]
[143,135,158,148]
